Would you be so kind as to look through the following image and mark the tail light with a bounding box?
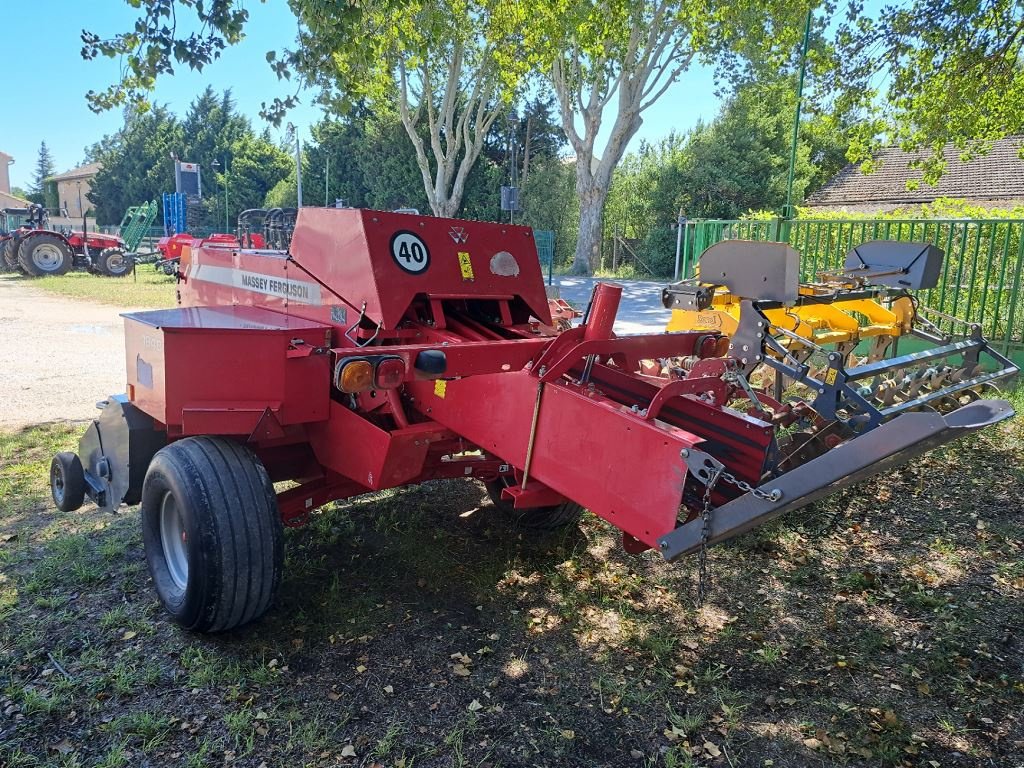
[374,357,406,389]
[336,359,374,393]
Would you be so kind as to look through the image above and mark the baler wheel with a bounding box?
[50,452,86,512]
[485,478,584,530]
[141,437,284,633]
[97,248,134,277]
[18,233,72,276]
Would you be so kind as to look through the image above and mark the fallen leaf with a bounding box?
[383,685,394,694]
[629,749,644,759]
[703,741,722,757]
[355,665,367,674]
[468,699,483,712]
[452,664,471,677]
[328,691,341,701]
[803,738,823,750]
[561,729,575,740]
[122,630,137,641]
[341,744,357,758]
[49,739,75,755]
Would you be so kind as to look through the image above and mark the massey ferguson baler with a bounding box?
[49,208,1017,632]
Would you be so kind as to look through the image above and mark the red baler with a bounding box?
[49,208,1016,632]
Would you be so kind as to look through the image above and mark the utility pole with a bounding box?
[325,155,330,207]
[783,9,813,221]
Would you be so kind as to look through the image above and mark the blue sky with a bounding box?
[3,0,723,190]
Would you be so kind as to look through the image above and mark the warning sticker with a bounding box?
[434,379,447,398]
[824,368,838,386]
[457,251,474,281]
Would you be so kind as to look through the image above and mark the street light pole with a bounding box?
[783,9,813,220]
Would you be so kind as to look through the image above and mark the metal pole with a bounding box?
[295,132,303,208]
[673,208,685,281]
[783,9,813,219]
[224,157,229,232]
[325,154,330,207]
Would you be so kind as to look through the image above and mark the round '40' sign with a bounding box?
[390,231,430,274]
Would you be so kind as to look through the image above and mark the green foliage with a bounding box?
[82,0,250,113]
[826,0,1024,181]
[23,141,57,205]
[88,88,290,226]
[601,77,848,275]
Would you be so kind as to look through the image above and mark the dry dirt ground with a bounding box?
[0,277,1022,768]
[0,276,138,428]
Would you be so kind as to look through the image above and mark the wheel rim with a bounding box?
[32,243,65,271]
[51,464,65,504]
[106,252,127,273]
[159,492,189,591]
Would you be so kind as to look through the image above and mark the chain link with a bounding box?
[695,469,720,608]
[719,471,783,502]
[695,469,781,608]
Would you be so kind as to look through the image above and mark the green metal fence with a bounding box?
[679,217,1024,355]
[534,229,556,285]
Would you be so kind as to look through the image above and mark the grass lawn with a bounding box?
[29,270,177,308]
[1,400,1022,767]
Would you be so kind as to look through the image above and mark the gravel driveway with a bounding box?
[0,276,135,429]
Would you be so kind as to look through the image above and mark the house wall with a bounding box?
[56,176,96,219]
[0,155,11,195]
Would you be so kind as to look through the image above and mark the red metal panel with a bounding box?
[405,371,707,548]
[123,306,332,433]
[307,401,453,489]
[288,208,552,330]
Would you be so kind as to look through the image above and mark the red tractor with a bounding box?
[48,208,1016,633]
[0,204,132,277]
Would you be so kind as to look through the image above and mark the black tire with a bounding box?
[141,437,283,633]
[485,477,584,530]
[3,236,24,272]
[18,233,72,276]
[0,240,12,272]
[96,247,134,277]
[50,452,86,512]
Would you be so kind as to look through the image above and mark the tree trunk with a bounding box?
[573,179,606,275]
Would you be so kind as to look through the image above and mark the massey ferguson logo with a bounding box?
[449,226,469,244]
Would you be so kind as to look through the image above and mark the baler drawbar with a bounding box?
[49,208,1017,632]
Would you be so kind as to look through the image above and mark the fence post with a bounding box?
[612,225,619,272]
[673,209,685,281]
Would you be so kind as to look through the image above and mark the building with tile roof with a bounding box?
[806,137,1024,213]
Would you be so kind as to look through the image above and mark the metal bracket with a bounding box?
[680,448,724,488]
[344,301,382,347]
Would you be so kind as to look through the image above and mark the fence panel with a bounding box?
[533,230,556,285]
[684,217,1024,353]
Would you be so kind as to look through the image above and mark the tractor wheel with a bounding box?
[50,452,86,513]
[96,248,134,277]
[18,233,72,276]
[141,437,283,633]
[3,237,23,272]
[0,240,11,272]
[485,477,584,530]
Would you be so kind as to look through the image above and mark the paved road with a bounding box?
[0,276,134,429]
[551,276,671,335]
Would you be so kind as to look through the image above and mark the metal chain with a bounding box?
[719,471,783,502]
[696,469,781,608]
[696,470,721,608]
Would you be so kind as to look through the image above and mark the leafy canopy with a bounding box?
[826,0,1024,181]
